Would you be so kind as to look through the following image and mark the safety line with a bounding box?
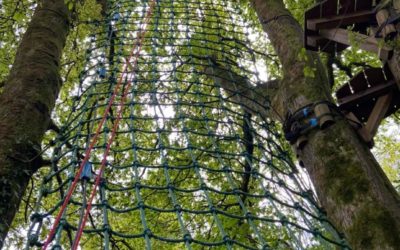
[42,1,157,249]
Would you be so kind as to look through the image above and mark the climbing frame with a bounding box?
[25,0,348,249]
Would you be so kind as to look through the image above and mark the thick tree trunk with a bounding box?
[249,0,400,249]
[0,0,70,247]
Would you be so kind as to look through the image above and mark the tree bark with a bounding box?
[248,0,400,249]
[0,0,70,247]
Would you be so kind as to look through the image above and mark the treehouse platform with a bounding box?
[304,0,393,59]
[304,0,400,144]
[336,66,400,144]
[336,65,400,123]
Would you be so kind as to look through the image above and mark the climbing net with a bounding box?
[26,0,348,249]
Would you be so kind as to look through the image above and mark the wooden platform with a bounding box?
[304,0,392,58]
[335,65,400,144]
[336,66,400,122]
[304,0,400,145]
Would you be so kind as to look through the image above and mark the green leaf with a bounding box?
[303,65,316,78]
[67,1,74,11]
[13,12,24,22]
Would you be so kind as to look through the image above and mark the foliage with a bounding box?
[1,0,399,249]
[0,0,36,86]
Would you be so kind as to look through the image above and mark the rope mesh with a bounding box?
[26,0,348,249]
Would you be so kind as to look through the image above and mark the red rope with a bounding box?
[42,1,156,249]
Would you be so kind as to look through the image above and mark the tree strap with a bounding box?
[283,101,337,149]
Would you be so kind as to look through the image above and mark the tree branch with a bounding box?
[203,59,280,120]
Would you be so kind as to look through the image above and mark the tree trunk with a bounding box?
[1,0,400,249]
[0,0,70,247]
[249,0,400,249]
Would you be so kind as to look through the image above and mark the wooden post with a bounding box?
[345,112,374,147]
[376,9,397,39]
[365,93,393,140]
[377,2,400,90]
[388,55,400,89]
[394,0,400,12]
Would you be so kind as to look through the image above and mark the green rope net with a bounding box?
[26,0,348,249]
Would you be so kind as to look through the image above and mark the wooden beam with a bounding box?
[365,93,393,140]
[337,80,396,109]
[376,9,397,39]
[307,10,375,31]
[389,53,400,89]
[345,112,373,148]
[378,4,400,90]
[306,35,348,53]
[318,28,392,60]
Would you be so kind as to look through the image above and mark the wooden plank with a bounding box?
[364,67,393,86]
[335,66,393,100]
[321,0,338,17]
[342,95,400,123]
[355,0,374,11]
[306,36,337,53]
[345,111,373,147]
[304,0,333,50]
[381,5,400,90]
[307,10,375,31]
[389,54,400,89]
[376,9,397,38]
[337,80,396,109]
[336,67,392,99]
[318,28,392,60]
[339,0,356,14]
[306,35,348,53]
[365,93,393,140]
[336,83,352,99]
[305,2,323,20]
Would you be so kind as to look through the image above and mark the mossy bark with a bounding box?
[249,0,400,249]
[0,0,70,247]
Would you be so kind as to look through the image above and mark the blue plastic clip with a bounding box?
[98,67,106,79]
[309,118,318,127]
[80,162,93,180]
[302,108,310,117]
